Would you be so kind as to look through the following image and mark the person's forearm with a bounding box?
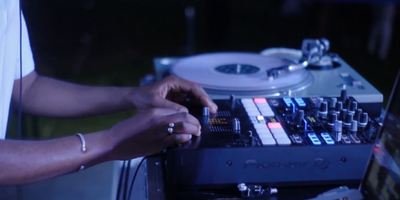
[0,130,113,186]
[14,74,134,118]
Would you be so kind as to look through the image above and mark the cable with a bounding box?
[18,0,23,140]
[123,160,131,200]
[16,0,24,199]
[126,157,147,200]
[116,161,127,200]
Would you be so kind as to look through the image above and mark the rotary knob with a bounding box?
[355,108,362,122]
[327,112,338,127]
[329,97,337,109]
[350,120,358,134]
[343,113,354,128]
[333,120,343,142]
[318,101,328,119]
[340,109,348,121]
[334,101,343,114]
[359,112,369,127]
[349,101,358,114]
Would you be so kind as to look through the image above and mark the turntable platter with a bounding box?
[169,52,314,96]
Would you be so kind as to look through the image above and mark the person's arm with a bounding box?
[12,72,217,118]
[0,108,199,186]
[0,130,112,186]
[12,71,133,118]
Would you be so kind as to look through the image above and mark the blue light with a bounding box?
[308,133,321,145]
[321,132,335,145]
[295,97,306,107]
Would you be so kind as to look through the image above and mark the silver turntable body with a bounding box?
[151,39,383,115]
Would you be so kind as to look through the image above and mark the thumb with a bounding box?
[152,95,188,112]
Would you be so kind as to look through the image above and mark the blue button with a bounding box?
[325,139,335,145]
[320,132,335,145]
[295,97,306,107]
[283,97,294,107]
[308,133,321,145]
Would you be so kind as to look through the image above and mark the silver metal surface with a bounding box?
[153,54,383,104]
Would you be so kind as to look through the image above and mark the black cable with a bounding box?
[116,161,127,200]
[123,160,131,200]
[18,0,23,140]
[126,157,147,200]
[16,0,24,199]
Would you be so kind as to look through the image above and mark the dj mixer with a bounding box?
[164,88,381,190]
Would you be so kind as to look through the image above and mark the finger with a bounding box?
[163,134,193,145]
[151,95,189,113]
[166,76,218,113]
[166,121,201,136]
[162,112,200,128]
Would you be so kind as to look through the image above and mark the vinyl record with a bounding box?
[169,52,314,96]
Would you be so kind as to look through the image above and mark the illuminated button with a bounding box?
[283,97,294,107]
[276,137,291,145]
[254,98,267,104]
[267,122,282,129]
[295,97,306,107]
[307,133,322,145]
[272,133,287,139]
[321,132,335,145]
[244,103,258,108]
[261,138,276,145]
[241,99,254,104]
[259,133,274,140]
[247,111,261,116]
[261,111,274,117]
[254,123,268,129]
[257,128,270,134]
[245,107,259,112]
[256,103,271,108]
[258,107,273,113]
[257,116,265,121]
[270,128,286,134]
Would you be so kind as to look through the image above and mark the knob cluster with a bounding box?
[321,88,370,142]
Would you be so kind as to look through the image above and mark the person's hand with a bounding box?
[107,108,201,160]
[128,76,218,113]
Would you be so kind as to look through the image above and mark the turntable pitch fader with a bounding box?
[164,87,380,189]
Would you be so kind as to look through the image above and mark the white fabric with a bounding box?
[0,0,35,139]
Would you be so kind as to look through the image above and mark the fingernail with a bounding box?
[213,103,218,110]
[188,134,192,139]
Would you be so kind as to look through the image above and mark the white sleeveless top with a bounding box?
[0,0,35,139]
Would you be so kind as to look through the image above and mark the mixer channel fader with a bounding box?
[164,92,381,190]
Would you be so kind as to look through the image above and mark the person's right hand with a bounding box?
[107,108,201,160]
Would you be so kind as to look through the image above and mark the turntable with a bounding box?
[152,38,383,117]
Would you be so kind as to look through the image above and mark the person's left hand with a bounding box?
[127,76,218,113]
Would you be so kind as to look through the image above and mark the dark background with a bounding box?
[8,0,400,138]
